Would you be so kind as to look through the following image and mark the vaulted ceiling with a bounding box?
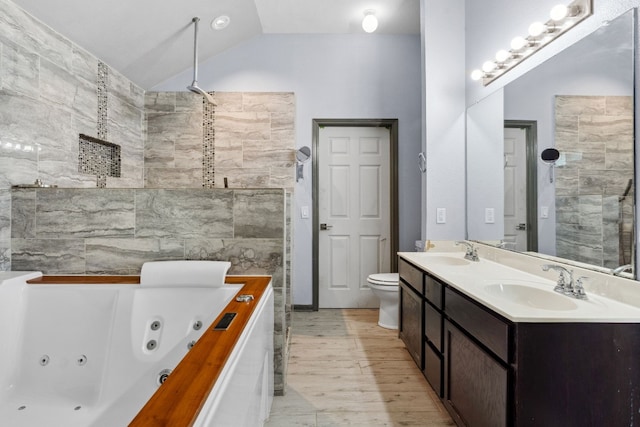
[12,0,420,89]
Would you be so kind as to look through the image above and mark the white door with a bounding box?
[318,126,391,308]
[504,127,528,251]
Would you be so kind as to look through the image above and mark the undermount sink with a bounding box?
[483,282,578,311]
[419,255,471,266]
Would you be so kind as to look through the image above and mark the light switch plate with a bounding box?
[541,206,549,219]
[436,208,446,224]
[485,208,495,224]
[300,206,309,219]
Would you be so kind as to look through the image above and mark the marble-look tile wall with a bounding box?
[144,90,295,394]
[0,0,145,270]
[555,95,634,268]
[144,91,296,190]
[214,92,296,189]
[143,92,204,188]
[11,187,289,392]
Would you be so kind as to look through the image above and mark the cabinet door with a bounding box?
[399,281,422,368]
[444,320,507,427]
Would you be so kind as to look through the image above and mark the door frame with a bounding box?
[504,120,538,252]
[311,118,399,311]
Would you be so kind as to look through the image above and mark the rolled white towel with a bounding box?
[140,260,232,287]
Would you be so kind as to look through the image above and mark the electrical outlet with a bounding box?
[436,208,446,224]
[485,208,495,224]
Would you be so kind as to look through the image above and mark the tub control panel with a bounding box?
[213,312,237,330]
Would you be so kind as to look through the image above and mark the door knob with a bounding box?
[516,223,527,231]
[320,223,333,230]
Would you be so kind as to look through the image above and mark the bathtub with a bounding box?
[0,263,274,426]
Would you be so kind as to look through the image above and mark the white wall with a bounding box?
[421,0,467,240]
[467,88,504,240]
[153,34,422,306]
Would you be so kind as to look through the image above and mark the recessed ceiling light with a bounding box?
[211,15,230,30]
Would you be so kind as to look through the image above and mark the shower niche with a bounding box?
[78,133,121,188]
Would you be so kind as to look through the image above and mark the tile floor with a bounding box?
[265,309,455,426]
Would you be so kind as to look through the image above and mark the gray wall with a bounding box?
[0,0,145,269]
[554,95,634,267]
[0,0,295,395]
[10,187,290,393]
[152,33,423,306]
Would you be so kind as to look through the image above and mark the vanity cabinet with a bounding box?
[397,255,640,427]
[443,288,509,427]
[399,259,444,394]
[399,280,422,367]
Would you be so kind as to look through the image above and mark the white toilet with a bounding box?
[367,273,400,329]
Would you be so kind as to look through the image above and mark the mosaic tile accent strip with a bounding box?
[97,61,108,140]
[76,61,122,188]
[203,93,215,188]
[78,133,121,180]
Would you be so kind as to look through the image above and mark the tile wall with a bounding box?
[11,187,290,392]
[555,95,634,268]
[144,91,296,190]
[1,0,295,394]
[0,0,145,269]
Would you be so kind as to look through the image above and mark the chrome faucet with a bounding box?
[542,264,574,294]
[572,276,589,300]
[612,264,633,276]
[455,241,479,262]
[542,264,587,299]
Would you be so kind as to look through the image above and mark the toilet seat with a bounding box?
[367,273,399,287]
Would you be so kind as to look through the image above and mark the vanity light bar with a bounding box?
[471,0,592,86]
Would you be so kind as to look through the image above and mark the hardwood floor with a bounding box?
[265,309,455,426]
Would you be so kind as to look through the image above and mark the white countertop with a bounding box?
[399,251,640,323]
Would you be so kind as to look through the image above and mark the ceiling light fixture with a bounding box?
[211,15,230,30]
[362,10,378,33]
[470,0,592,86]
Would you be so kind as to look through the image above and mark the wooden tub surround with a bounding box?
[26,275,272,427]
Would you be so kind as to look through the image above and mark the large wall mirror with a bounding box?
[466,8,636,277]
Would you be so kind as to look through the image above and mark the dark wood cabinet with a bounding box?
[397,255,640,427]
[399,281,422,368]
[444,320,507,427]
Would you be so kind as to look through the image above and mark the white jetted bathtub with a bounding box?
[0,261,274,426]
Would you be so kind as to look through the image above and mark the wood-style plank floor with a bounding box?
[265,309,455,426]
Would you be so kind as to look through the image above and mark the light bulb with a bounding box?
[528,21,546,37]
[495,49,510,63]
[510,36,527,51]
[550,4,568,21]
[482,61,496,73]
[362,11,378,33]
[470,69,484,81]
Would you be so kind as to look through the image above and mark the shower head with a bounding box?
[188,17,216,105]
[187,82,216,105]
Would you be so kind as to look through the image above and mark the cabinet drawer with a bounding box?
[445,288,510,362]
[424,275,443,308]
[424,341,442,397]
[425,301,442,352]
[399,258,423,293]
